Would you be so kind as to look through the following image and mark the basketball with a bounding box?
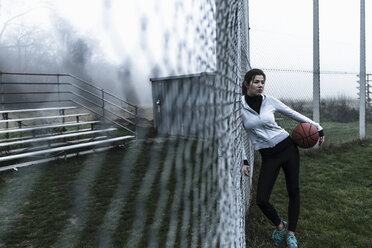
[291,123,319,148]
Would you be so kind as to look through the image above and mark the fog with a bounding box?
[1,0,371,104]
[0,0,216,105]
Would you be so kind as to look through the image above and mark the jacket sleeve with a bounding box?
[270,97,323,131]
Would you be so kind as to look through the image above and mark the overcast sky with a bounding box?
[1,0,371,101]
[249,0,372,99]
[250,0,366,71]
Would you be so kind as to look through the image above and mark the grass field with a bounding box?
[0,124,372,247]
[276,116,372,145]
[245,139,372,248]
[0,135,218,248]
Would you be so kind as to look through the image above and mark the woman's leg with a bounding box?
[282,144,300,232]
[256,156,282,227]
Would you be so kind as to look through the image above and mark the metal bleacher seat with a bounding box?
[0,106,134,171]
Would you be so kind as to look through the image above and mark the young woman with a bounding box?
[241,69,325,248]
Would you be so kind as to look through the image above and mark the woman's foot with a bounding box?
[272,220,288,245]
[286,233,298,248]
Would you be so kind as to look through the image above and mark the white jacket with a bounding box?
[241,95,323,154]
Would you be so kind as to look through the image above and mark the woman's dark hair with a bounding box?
[242,68,266,95]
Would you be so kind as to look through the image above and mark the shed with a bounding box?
[150,72,218,138]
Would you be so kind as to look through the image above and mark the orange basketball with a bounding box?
[291,123,319,148]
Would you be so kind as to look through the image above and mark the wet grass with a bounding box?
[0,135,218,248]
[245,139,372,247]
[1,121,372,247]
[276,116,372,145]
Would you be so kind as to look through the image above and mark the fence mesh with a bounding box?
[1,0,372,247]
[250,0,372,144]
[0,0,252,247]
[148,1,252,247]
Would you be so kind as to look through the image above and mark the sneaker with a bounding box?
[272,220,288,245]
[286,233,298,248]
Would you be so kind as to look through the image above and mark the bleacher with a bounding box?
[0,72,137,171]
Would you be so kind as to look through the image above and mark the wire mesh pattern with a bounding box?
[1,0,372,247]
[249,0,372,144]
[0,0,253,247]
[148,1,252,247]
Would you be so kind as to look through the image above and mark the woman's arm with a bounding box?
[271,97,323,131]
[271,96,325,146]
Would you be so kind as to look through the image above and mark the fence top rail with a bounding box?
[66,74,103,92]
[0,72,70,77]
[0,106,76,114]
[67,75,137,108]
[68,83,135,112]
[103,90,137,108]
[0,82,70,85]
[0,71,137,108]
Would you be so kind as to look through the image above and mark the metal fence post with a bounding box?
[367,74,371,108]
[313,0,320,124]
[360,0,366,139]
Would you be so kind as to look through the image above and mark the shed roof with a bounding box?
[149,71,216,82]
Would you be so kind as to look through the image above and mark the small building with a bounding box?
[150,72,218,138]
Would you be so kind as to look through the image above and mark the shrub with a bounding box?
[282,96,359,123]
[281,99,312,114]
[320,96,359,122]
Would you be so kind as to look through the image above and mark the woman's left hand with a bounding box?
[319,136,325,146]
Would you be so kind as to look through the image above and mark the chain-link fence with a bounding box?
[250,0,372,145]
[148,1,253,246]
[0,0,253,247]
[1,0,372,247]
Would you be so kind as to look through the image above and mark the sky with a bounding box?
[249,0,372,99]
[0,0,216,104]
[49,0,216,73]
[250,0,363,71]
[0,0,371,102]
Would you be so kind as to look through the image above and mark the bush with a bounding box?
[282,96,359,123]
[280,99,314,117]
[282,99,311,113]
[320,96,359,122]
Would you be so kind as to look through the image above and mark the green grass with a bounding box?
[1,125,372,247]
[0,137,217,248]
[245,139,372,248]
[276,115,372,145]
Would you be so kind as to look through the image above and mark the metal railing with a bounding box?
[0,72,137,137]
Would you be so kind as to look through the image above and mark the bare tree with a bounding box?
[0,10,31,42]
[0,2,60,72]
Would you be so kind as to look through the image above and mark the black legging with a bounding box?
[256,138,300,232]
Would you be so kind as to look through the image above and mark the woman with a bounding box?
[241,69,325,248]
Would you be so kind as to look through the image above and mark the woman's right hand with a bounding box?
[243,165,250,177]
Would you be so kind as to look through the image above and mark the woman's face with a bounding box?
[247,75,265,96]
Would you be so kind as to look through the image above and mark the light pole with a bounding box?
[359,0,366,140]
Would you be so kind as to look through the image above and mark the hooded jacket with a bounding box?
[241,94,323,153]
